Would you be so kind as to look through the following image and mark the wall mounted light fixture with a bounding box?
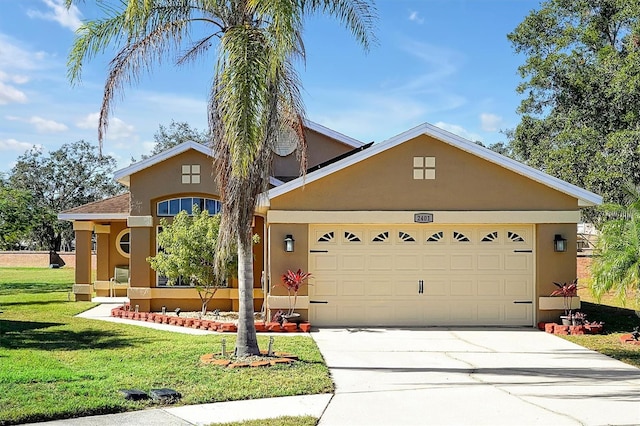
[554,234,567,252]
[284,234,295,253]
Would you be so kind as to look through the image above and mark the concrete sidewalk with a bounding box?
[33,394,333,425]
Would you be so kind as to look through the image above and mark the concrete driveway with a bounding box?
[312,328,640,426]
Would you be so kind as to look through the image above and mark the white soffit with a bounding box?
[303,119,365,148]
[58,213,129,221]
[269,122,603,207]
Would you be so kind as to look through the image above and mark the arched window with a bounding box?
[157,197,221,217]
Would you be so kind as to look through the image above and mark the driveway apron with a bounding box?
[312,328,640,426]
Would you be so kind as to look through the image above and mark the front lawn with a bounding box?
[561,286,640,368]
[0,267,333,425]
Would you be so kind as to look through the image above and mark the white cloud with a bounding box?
[0,82,28,104]
[409,11,424,24]
[0,34,48,72]
[29,116,68,133]
[434,122,483,142]
[76,112,135,140]
[480,113,503,132]
[396,40,462,92]
[27,0,83,32]
[76,112,99,129]
[0,71,29,85]
[0,138,39,152]
[108,117,136,140]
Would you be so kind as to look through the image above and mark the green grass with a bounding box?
[209,416,318,426]
[0,267,76,295]
[560,286,640,368]
[0,267,333,425]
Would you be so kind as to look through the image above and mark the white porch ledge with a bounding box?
[539,296,581,310]
[267,295,309,310]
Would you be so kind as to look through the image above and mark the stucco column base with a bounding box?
[128,287,151,312]
[73,284,92,302]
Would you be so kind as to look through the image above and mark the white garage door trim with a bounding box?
[308,224,535,327]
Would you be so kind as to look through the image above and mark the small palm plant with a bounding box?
[280,269,312,319]
[591,197,640,308]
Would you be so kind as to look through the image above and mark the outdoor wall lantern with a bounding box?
[284,234,295,253]
[554,234,567,252]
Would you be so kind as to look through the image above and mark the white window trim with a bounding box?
[115,228,131,258]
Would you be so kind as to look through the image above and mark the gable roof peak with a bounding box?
[269,121,603,207]
[114,140,212,186]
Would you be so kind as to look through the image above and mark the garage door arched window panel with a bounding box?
[372,231,390,243]
[426,231,444,243]
[398,231,416,243]
[115,229,131,258]
[453,231,471,243]
[157,197,221,217]
[317,231,335,243]
[343,231,362,243]
[508,231,525,243]
[481,231,499,243]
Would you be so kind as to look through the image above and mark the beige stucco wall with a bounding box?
[129,150,219,216]
[536,223,578,323]
[271,134,578,211]
[269,223,309,297]
[272,128,360,180]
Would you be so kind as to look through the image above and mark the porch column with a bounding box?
[72,221,94,302]
[93,224,111,297]
[127,216,153,312]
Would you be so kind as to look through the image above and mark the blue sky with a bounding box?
[0,0,540,174]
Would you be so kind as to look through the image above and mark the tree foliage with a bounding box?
[147,208,231,315]
[9,141,123,251]
[508,0,640,207]
[0,179,38,250]
[139,121,209,160]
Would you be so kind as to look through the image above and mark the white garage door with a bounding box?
[308,225,534,326]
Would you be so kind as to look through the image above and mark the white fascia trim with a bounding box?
[269,122,603,207]
[114,141,214,186]
[303,119,365,148]
[269,176,285,187]
[58,213,129,221]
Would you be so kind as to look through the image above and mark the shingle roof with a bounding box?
[58,193,130,221]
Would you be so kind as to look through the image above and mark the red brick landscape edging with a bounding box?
[538,322,604,336]
[110,305,311,333]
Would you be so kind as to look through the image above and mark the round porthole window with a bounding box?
[116,229,131,258]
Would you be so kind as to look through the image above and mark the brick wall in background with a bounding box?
[577,256,592,281]
[0,252,97,269]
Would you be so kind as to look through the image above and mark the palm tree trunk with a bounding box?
[234,234,260,356]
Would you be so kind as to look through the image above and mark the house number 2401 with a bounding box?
[414,213,434,223]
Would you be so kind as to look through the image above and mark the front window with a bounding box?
[157,197,221,217]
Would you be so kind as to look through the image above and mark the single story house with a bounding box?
[59,120,602,327]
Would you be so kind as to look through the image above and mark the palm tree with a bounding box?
[590,196,640,308]
[66,0,375,356]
